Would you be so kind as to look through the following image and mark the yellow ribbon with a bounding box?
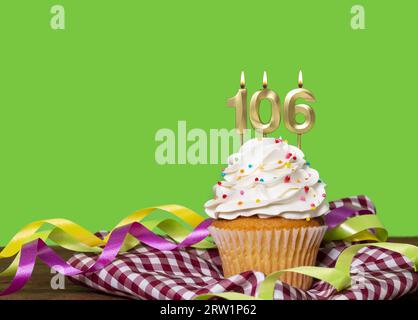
[0,204,211,261]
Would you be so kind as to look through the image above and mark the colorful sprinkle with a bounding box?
[292,156,297,161]
[310,203,315,207]
[275,138,282,143]
[221,172,226,177]
[259,165,264,171]
[285,162,291,168]
[256,199,261,203]
[260,178,264,182]
[286,153,293,159]
[296,179,301,183]
[284,140,288,144]
[217,181,222,186]
[284,176,291,183]
[255,177,259,182]
[240,169,245,174]
[304,186,309,193]
[238,201,243,205]
[306,217,311,222]
[240,190,245,195]
[248,164,253,168]
[318,179,322,183]
[222,194,227,199]
[300,196,306,201]
[322,193,326,198]
[306,161,311,166]
[278,160,283,164]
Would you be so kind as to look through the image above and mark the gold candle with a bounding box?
[284,70,316,149]
[227,71,247,145]
[249,71,281,136]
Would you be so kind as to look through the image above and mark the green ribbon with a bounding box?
[256,242,417,300]
[323,215,388,242]
[195,214,418,300]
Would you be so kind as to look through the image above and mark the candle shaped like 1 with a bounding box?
[249,71,281,136]
[227,71,247,145]
[284,70,316,149]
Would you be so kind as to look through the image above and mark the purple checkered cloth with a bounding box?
[68,196,418,300]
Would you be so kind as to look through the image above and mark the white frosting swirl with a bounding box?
[204,137,329,220]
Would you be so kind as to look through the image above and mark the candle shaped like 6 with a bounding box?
[284,70,316,149]
[249,72,281,135]
[227,71,247,145]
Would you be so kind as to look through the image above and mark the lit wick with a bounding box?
[298,69,303,88]
[262,71,268,89]
[240,71,246,89]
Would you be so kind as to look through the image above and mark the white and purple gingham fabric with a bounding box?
[68,196,418,300]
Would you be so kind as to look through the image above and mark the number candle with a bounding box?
[227,71,247,145]
[284,70,316,149]
[249,71,281,136]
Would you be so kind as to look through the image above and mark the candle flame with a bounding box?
[298,69,303,88]
[262,71,268,88]
[240,71,245,89]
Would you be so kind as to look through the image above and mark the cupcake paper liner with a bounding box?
[209,225,327,290]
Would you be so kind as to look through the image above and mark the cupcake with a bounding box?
[204,137,328,290]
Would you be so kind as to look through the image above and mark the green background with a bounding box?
[0,0,416,243]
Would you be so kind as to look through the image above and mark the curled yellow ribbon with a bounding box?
[0,205,215,279]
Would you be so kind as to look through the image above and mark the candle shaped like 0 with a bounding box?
[283,70,316,149]
[227,71,247,145]
[249,72,281,136]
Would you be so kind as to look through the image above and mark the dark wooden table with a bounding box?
[1,237,417,300]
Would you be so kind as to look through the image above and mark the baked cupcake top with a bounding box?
[204,137,329,220]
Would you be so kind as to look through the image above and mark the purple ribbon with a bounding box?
[324,205,375,229]
[0,218,213,296]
